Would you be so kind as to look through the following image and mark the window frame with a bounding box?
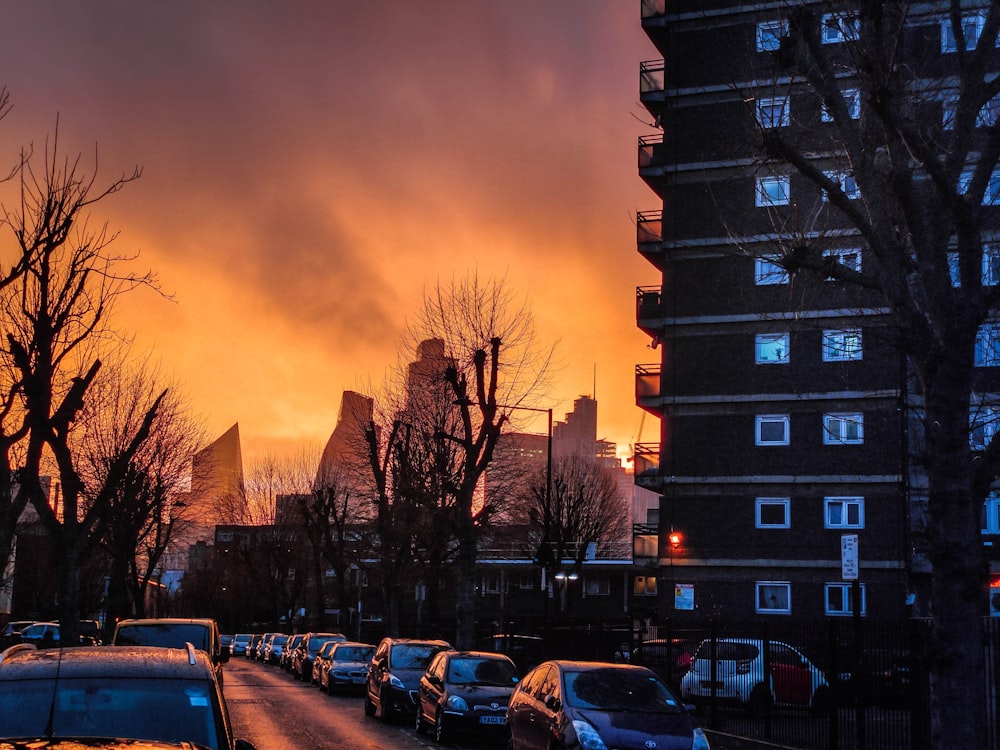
[756,497,791,529]
[755,332,790,364]
[970,405,1000,450]
[825,496,865,529]
[825,582,866,616]
[823,171,861,201]
[756,581,792,615]
[823,412,864,445]
[756,174,790,207]
[941,13,985,53]
[821,13,859,44]
[976,323,1000,366]
[821,88,861,123]
[822,328,863,362]
[756,414,790,446]
[756,20,788,52]
[754,256,790,285]
[983,492,1000,535]
[757,95,790,128]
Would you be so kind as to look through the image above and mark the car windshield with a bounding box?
[0,676,225,749]
[447,657,519,686]
[271,636,288,646]
[116,624,210,652]
[563,669,683,713]
[335,646,373,662]
[391,645,440,669]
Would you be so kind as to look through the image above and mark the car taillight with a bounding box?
[737,659,752,674]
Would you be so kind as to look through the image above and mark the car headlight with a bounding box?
[388,674,405,689]
[571,720,608,750]
[692,727,711,750]
[445,695,469,711]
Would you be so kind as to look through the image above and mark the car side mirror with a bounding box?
[235,740,257,750]
[428,674,442,687]
[218,649,230,664]
[544,694,561,711]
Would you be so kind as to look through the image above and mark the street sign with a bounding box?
[841,534,859,580]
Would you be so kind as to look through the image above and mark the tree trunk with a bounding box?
[922,356,987,749]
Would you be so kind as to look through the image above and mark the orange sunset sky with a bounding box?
[0,3,658,465]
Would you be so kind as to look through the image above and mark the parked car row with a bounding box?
[238,629,711,748]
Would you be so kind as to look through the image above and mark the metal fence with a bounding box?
[617,616,1000,750]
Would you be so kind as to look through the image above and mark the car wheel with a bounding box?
[434,709,448,744]
[748,683,772,716]
[379,688,393,723]
[364,692,376,717]
[415,706,427,734]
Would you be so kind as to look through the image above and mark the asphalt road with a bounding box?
[224,656,505,750]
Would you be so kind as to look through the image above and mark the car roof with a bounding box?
[540,660,660,673]
[0,645,217,680]
[116,618,217,627]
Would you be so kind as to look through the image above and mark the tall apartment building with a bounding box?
[633,2,1000,622]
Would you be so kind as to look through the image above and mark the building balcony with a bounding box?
[635,363,663,414]
[633,443,661,490]
[632,523,659,565]
[637,210,662,259]
[638,134,667,192]
[636,286,663,336]
[639,59,665,116]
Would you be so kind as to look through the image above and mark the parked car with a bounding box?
[261,633,289,665]
[680,638,831,715]
[230,633,252,656]
[311,640,339,686]
[221,633,234,653]
[415,649,520,743]
[364,637,452,722]
[291,632,346,682]
[318,641,374,693]
[631,637,699,688]
[246,633,264,660]
[0,620,34,649]
[112,617,230,685]
[15,622,97,648]
[281,634,305,672]
[507,660,710,750]
[0,642,256,749]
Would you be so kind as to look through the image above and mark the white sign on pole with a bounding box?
[841,534,859,580]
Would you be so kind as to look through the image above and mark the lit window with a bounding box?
[976,324,1000,366]
[959,168,1000,205]
[825,497,865,528]
[756,581,791,614]
[756,498,790,529]
[942,14,985,53]
[949,251,961,286]
[757,20,788,52]
[822,329,862,361]
[756,174,790,206]
[757,96,790,128]
[824,248,862,276]
[755,256,790,285]
[823,413,864,444]
[634,576,658,596]
[985,244,1000,286]
[970,406,1000,450]
[980,95,1000,127]
[822,13,859,44]
[983,493,1000,535]
[826,583,866,616]
[756,414,790,445]
[823,171,861,200]
[821,89,860,122]
[756,332,790,364]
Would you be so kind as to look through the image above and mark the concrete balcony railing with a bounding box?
[635,363,662,414]
[633,443,661,490]
[640,0,666,21]
[636,286,663,335]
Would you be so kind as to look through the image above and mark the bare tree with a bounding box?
[730,3,1000,745]
[402,272,554,649]
[78,356,204,626]
[0,129,154,645]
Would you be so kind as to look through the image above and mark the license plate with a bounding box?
[480,716,506,725]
